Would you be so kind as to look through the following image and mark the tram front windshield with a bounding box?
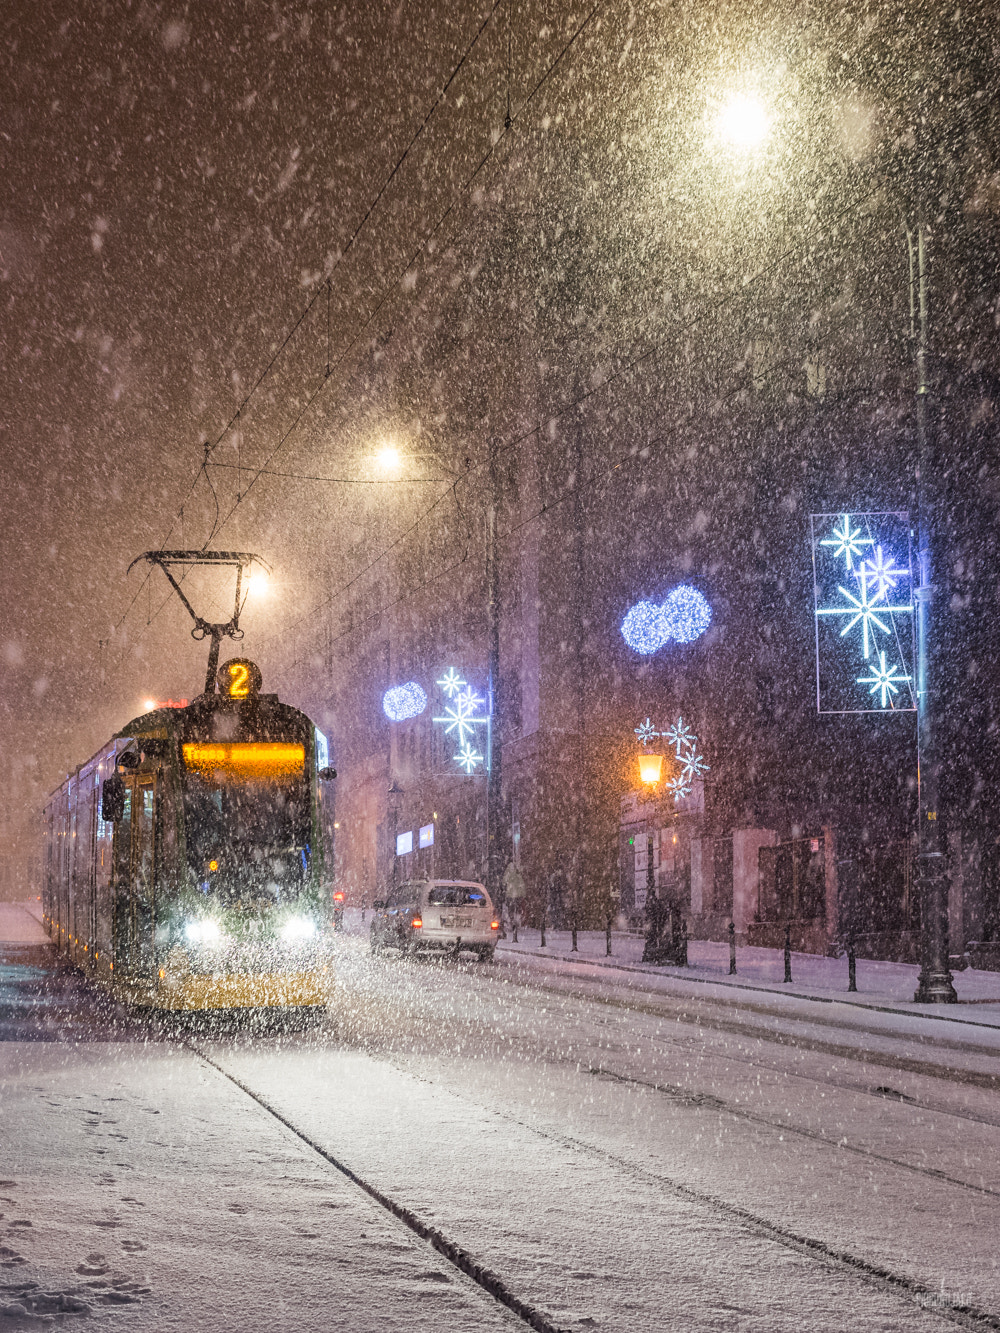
[182,742,310,903]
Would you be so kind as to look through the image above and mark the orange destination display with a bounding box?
[182,742,305,783]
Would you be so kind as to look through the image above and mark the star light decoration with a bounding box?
[812,512,915,712]
[433,669,490,774]
[819,513,873,571]
[634,714,708,801]
[858,651,912,709]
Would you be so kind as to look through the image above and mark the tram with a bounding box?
[42,658,336,1011]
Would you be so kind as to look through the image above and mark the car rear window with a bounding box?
[427,886,488,907]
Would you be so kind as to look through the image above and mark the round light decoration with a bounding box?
[621,585,712,654]
[382,682,428,722]
[619,601,670,656]
[661,584,713,644]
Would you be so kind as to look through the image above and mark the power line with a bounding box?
[106,0,508,657]
[272,171,885,654]
[208,0,604,545]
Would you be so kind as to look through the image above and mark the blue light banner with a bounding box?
[811,512,915,714]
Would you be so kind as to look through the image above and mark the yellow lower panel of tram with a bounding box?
[152,970,328,1010]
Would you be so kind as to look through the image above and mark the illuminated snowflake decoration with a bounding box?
[432,667,491,774]
[679,747,709,784]
[437,668,466,698]
[819,513,873,572]
[455,743,484,774]
[634,714,708,802]
[812,512,915,712]
[634,717,659,744]
[663,716,695,757]
[816,568,912,660]
[434,686,488,747]
[857,651,912,709]
[861,545,909,601]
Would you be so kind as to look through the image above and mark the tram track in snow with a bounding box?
[583,1063,1000,1201]
[187,1041,572,1333]
[188,1036,1000,1333]
[336,947,1000,1143]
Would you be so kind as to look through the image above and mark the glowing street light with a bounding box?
[638,753,665,786]
[376,442,401,471]
[246,568,270,597]
[715,92,770,152]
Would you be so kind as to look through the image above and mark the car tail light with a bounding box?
[491,919,500,930]
[411,916,423,929]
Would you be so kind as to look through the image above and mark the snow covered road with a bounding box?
[3,903,999,1330]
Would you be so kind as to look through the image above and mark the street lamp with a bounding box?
[715,92,770,152]
[376,442,402,471]
[638,752,665,786]
[910,222,957,1004]
[701,81,955,1000]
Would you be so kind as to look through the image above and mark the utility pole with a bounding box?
[486,436,504,916]
[910,221,957,1003]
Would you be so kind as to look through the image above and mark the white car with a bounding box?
[370,879,499,961]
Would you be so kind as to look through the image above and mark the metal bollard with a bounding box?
[571,924,578,953]
[848,938,857,992]
[728,921,737,974]
[784,923,792,983]
[606,921,612,956]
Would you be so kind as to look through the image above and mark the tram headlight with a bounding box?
[184,919,223,945]
[281,916,318,943]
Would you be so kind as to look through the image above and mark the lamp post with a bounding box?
[910,222,957,1003]
[712,89,955,1001]
[486,433,504,919]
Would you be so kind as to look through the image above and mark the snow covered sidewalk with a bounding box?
[495,927,1000,1027]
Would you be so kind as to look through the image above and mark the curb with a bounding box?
[496,944,1000,1033]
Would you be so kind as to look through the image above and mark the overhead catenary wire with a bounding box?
[109,1,891,682]
[269,168,887,653]
[103,0,512,665]
[205,0,604,547]
[110,0,607,675]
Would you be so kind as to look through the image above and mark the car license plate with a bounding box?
[455,916,473,928]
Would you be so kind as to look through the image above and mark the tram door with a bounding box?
[111,778,156,977]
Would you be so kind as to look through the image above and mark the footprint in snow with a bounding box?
[75,1255,109,1277]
